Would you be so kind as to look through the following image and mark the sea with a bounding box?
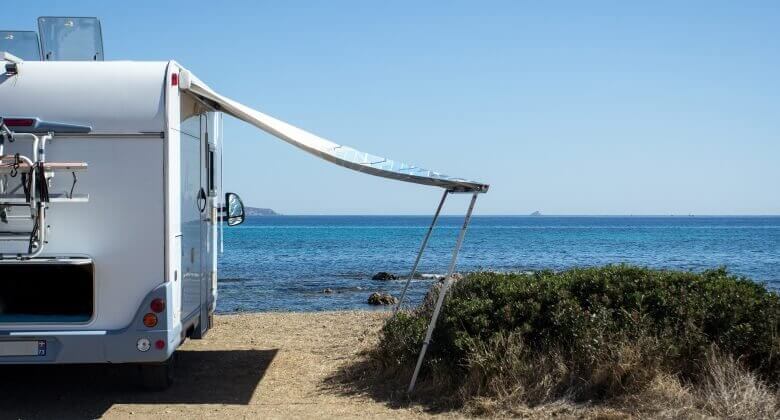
[217,216,780,313]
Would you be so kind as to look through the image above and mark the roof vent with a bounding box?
[0,31,41,61]
[38,17,104,61]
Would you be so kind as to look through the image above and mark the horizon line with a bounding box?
[248,213,780,217]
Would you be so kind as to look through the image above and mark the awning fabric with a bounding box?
[181,71,489,193]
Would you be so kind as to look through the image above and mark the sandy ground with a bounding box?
[0,312,453,420]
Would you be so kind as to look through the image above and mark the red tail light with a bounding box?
[155,340,166,350]
[150,298,165,313]
[171,73,179,86]
[2,118,35,127]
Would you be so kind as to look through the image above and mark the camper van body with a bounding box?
[0,60,232,374]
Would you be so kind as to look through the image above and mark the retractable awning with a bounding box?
[180,71,488,193]
[180,69,487,393]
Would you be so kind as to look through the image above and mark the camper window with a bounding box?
[208,145,216,197]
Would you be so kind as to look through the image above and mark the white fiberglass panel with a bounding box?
[0,61,166,133]
[0,137,165,330]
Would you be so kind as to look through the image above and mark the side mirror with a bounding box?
[225,193,245,226]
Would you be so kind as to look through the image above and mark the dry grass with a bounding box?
[696,351,780,419]
[463,348,780,419]
[615,351,780,420]
[334,325,780,419]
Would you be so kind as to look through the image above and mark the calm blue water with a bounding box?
[217,216,780,312]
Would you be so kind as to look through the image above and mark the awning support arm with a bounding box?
[408,191,479,393]
[394,189,449,314]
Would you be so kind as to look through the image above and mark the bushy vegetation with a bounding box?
[368,266,780,415]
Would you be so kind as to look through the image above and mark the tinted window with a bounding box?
[208,148,216,196]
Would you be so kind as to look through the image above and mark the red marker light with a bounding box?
[150,298,165,313]
[3,118,35,127]
[171,73,179,86]
[155,339,166,350]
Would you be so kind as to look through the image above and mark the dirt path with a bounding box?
[0,312,455,419]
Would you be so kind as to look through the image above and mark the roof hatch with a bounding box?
[38,17,104,61]
[0,31,41,61]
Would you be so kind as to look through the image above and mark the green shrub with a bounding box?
[376,266,780,405]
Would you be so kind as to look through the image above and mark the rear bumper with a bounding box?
[0,328,177,364]
[0,283,180,364]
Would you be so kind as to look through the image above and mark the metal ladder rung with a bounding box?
[0,161,88,174]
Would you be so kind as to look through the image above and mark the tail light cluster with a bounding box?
[136,298,167,352]
[136,338,166,352]
[142,298,165,328]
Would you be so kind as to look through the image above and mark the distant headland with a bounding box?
[245,207,279,216]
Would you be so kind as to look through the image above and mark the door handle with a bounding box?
[197,188,207,212]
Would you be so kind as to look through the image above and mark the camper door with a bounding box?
[179,113,204,320]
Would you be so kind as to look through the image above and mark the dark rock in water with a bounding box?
[323,288,334,294]
[367,292,398,305]
[530,211,542,216]
[372,272,398,281]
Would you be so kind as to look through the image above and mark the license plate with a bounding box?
[0,340,46,357]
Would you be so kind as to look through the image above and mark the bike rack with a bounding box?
[0,126,88,260]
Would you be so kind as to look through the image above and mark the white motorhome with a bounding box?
[0,17,487,390]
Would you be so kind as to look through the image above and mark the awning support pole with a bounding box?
[408,191,479,393]
[394,189,449,314]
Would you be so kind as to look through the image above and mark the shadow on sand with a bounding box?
[0,349,277,419]
[322,353,459,415]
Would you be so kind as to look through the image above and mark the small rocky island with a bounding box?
[530,210,542,216]
[245,207,279,216]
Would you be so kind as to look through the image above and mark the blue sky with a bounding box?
[8,1,780,215]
